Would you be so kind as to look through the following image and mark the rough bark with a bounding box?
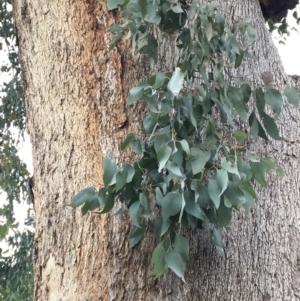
[12,0,300,300]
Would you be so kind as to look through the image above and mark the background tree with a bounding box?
[0,0,33,299]
[12,0,300,300]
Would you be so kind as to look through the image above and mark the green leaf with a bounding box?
[284,86,299,106]
[124,164,135,183]
[184,196,206,220]
[139,35,158,64]
[207,1,218,14]
[179,139,190,156]
[129,224,146,239]
[174,235,189,263]
[214,13,225,35]
[103,157,118,186]
[96,189,115,214]
[262,113,282,140]
[249,111,268,140]
[221,157,240,177]
[244,24,256,46]
[138,0,147,17]
[241,83,251,103]
[216,199,232,227]
[151,243,167,277]
[229,34,240,54]
[255,88,265,118]
[166,161,185,179]
[107,0,125,10]
[121,133,135,151]
[172,4,184,13]
[154,217,171,239]
[257,120,268,140]
[168,67,184,96]
[235,50,244,68]
[129,201,142,227]
[241,189,255,214]
[216,169,228,197]
[165,249,186,281]
[81,195,100,215]
[239,180,257,199]
[211,228,224,255]
[153,72,168,89]
[127,85,146,105]
[0,224,8,240]
[200,15,213,41]
[190,147,211,175]
[162,191,182,221]
[130,140,143,154]
[224,182,245,208]
[228,86,247,120]
[251,162,267,187]
[116,168,128,192]
[208,179,221,208]
[234,131,247,141]
[143,112,158,134]
[188,1,197,20]
[139,192,150,215]
[155,187,164,206]
[265,88,283,118]
[246,150,259,162]
[154,130,171,153]
[70,187,96,208]
[109,26,124,50]
[129,232,144,248]
[157,143,172,172]
[144,3,161,24]
[261,157,275,173]
[249,111,258,137]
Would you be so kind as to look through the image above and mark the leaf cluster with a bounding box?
[71,1,299,280]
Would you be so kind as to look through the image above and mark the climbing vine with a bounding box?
[70,1,299,280]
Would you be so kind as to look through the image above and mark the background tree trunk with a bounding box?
[12,0,300,300]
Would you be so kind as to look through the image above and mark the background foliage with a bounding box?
[268,6,300,44]
[0,0,33,300]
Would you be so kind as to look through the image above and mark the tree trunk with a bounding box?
[12,0,300,300]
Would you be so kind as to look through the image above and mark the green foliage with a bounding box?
[0,1,26,131]
[0,0,29,208]
[0,1,33,299]
[71,1,299,280]
[0,217,34,301]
